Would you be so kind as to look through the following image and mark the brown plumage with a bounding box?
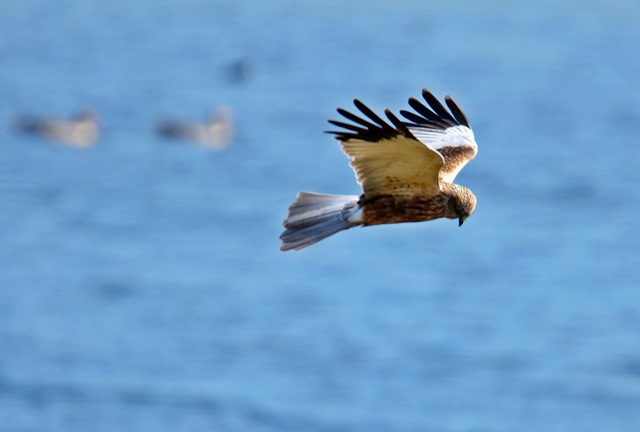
[280,89,478,251]
[359,183,475,227]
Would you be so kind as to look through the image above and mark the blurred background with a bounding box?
[1,0,640,430]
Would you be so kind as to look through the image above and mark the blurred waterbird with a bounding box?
[13,109,100,148]
[156,107,233,150]
[226,57,253,83]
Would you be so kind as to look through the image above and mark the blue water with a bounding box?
[1,1,640,430]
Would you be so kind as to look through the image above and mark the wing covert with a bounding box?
[327,99,444,198]
[400,89,477,183]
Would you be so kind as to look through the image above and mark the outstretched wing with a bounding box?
[327,99,444,199]
[400,89,477,183]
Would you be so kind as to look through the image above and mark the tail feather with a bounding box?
[280,192,359,251]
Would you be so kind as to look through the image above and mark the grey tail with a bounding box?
[280,191,360,251]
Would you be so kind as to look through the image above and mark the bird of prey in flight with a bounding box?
[280,89,477,251]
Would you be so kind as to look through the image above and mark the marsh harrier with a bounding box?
[280,89,477,251]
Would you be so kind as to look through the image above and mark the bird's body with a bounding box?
[13,109,100,148]
[156,108,233,150]
[359,182,471,226]
[280,89,478,251]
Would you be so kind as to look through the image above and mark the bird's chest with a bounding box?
[360,194,449,226]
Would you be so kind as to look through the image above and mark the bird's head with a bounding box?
[446,185,476,226]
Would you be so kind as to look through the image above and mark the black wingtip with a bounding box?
[384,108,413,137]
[407,97,451,129]
[421,89,457,125]
[444,95,471,128]
[327,98,420,142]
[400,89,472,131]
[353,99,388,128]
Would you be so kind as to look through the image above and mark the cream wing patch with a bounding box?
[407,125,476,151]
[407,124,477,183]
[340,136,444,198]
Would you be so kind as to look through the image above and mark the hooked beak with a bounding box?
[458,215,467,226]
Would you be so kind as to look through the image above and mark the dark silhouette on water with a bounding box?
[226,58,253,83]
